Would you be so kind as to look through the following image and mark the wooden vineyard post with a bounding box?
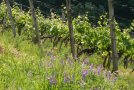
[108,0,118,73]
[5,0,16,37]
[29,0,40,45]
[2,12,7,33]
[66,0,76,59]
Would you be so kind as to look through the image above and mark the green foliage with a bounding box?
[0,3,134,58]
[130,20,134,32]
[0,2,6,20]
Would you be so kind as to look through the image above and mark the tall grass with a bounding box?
[0,31,134,90]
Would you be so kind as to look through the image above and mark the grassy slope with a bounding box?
[0,31,134,90]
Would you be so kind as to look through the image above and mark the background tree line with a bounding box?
[6,0,134,29]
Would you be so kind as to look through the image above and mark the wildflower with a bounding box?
[82,70,88,80]
[106,71,111,80]
[113,76,117,83]
[48,76,57,86]
[72,74,75,81]
[89,64,93,72]
[97,66,101,75]
[63,75,70,83]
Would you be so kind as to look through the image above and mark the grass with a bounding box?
[0,31,134,90]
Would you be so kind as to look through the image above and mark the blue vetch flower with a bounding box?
[82,70,88,80]
[97,66,101,75]
[89,64,93,72]
[106,71,111,80]
[113,76,118,83]
[48,76,57,86]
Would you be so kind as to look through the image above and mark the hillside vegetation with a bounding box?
[0,1,134,90]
